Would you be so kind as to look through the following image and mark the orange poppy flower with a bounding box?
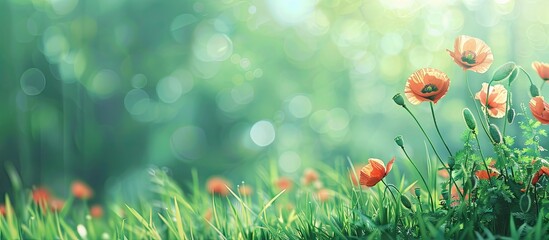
[404,68,450,105]
[316,188,332,202]
[447,35,493,73]
[238,185,253,196]
[359,157,395,187]
[475,83,507,118]
[71,180,93,200]
[206,177,231,196]
[531,166,549,185]
[32,187,51,206]
[532,61,549,80]
[529,96,549,124]
[90,204,104,218]
[275,177,293,191]
[0,204,5,216]
[301,168,319,186]
[475,167,499,180]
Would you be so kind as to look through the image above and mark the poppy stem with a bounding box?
[473,132,493,186]
[401,105,465,199]
[399,146,434,212]
[464,74,490,140]
[541,81,546,91]
[429,102,453,157]
[518,67,534,85]
[381,179,399,229]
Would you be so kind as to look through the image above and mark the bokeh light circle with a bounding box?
[20,68,46,96]
[288,95,312,118]
[250,120,276,147]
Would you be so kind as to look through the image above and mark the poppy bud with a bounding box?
[507,108,515,124]
[441,189,449,200]
[489,124,502,144]
[519,194,531,213]
[414,188,421,198]
[530,84,540,97]
[394,135,404,148]
[492,62,516,82]
[448,157,455,170]
[462,108,476,131]
[400,195,412,209]
[508,68,519,85]
[392,93,405,107]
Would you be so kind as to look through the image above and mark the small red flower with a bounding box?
[32,187,51,206]
[206,177,231,196]
[359,157,395,187]
[475,168,499,180]
[90,204,104,218]
[71,180,93,200]
[238,185,253,196]
[301,168,319,186]
[275,177,293,191]
[316,189,332,202]
[49,198,65,212]
[532,166,549,185]
[0,204,6,216]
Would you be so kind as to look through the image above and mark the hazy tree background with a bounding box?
[1,0,548,202]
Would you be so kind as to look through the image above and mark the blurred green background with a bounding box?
[1,0,548,201]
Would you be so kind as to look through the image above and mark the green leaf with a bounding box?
[508,67,519,84]
[492,62,516,82]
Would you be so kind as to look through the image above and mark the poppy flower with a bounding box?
[71,181,93,200]
[32,187,51,206]
[90,204,103,218]
[475,167,499,180]
[438,165,450,179]
[532,61,549,81]
[531,166,549,185]
[316,188,332,202]
[447,35,493,73]
[238,185,253,196]
[0,204,5,216]
[359,157,395,187]
[206,177,231,196]
[404,68,450,105]
[275,177,293,191]
[301,168,319,186]
[529,96,549,124]
[475,83,507,118]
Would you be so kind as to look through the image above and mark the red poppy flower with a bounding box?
[32,187,51,206]
[238,185,253,196]
[529,96,549,124]
[0,204,5,216]
[301,168,319,186]
[475,83,507,118]
[71,181,93,200]
[90,204,104,218]
[404,68,450,105]
[316,188,332,202]
[532,61,549,81]
[206,177,231,196]
[359,157,395,187]
[275,177,293,191]
[447,35,493,73]
[475,167,500,180]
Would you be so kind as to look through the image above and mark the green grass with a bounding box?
[1,155,548,239]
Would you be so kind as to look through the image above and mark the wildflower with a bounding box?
[531,166,549,185]
[49,198,65,212]
[90,204,104,218]
[475,83,507,118]
[438,165,450,179]
[206,177,231,196]
[238,185,253,196]
[301,168,319,186]
[275,177,293,191]
[529,96,549,124]
[532,61,549,81]
[359,157,395,187]
[404,68,450,105]
[447,35,493,73]
[475,168,499,180]
[0,204,5,216]
[71,180,93,200]
[316,188,332,202]
[32,187,51,206]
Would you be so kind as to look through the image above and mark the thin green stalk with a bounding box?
[401,105,464,198]
[400,147,434,212]
[381,179,399,231]
[464,73,490,138]
[429,102,453,157]
[473,132,493,186]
